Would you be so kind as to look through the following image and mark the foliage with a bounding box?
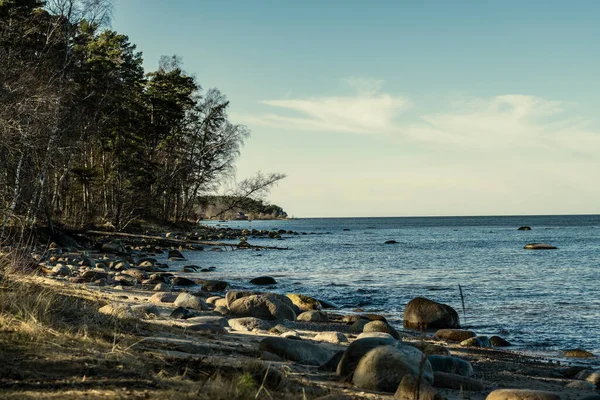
[0,0,284,235]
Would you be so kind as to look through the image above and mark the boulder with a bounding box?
[98,303,136,319]
[434,329,475,342]
[259,337,333,365]
[250,276,277,285]
[352,345,433,392]
[565,381,596,389]
[363,320,401,340]
[120,268,148,282]
[198,279,228,292]
[174,292,208,311]
[171,276,196,286]
[168,249,185,259]
[384,240,398,244]
[357,332,395,341]
[490,335,511,347]
[460,336,492,348]
[225,290,261,307]
[214,305,229,315]
[51,264,71,276]
[524,243,557,250]
[432,371,484,391]
[395,374,442,400]
[403,297,459,330]
[427,355,473,377]
[297,310,328,322]
[228,317,273,332]
[81,269,108,281]
[563,348,595,358]
[518,226,532,230]
[131,304,160,317]
[349,318,370,333]
[336,336,400,380]
[313,331,348,344]
[576,370,600,387]
[149,292,178,304]
[206,296,223,305]
[153,283,170,292]
[486,390,560,400]
[229,294,296,321]
[286,293,322,311]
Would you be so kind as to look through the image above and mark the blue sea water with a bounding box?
[182,215,600,364]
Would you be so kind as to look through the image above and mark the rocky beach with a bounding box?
[1,224,598,399]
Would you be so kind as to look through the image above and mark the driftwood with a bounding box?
[80,230,290,251]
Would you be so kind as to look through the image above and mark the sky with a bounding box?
[112,0,600,218]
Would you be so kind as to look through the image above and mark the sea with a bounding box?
[181,215,600,366]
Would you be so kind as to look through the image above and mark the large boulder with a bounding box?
[486,390,560,400]
[434,329,475,342]
[460,336,492,348]
[226,290,262,307]
[173,292,208,311]
[259,337,333,366]
[229,294,296,321]
[250,276,277,285]
[297,310,328,322]
[363,320,401,340]
[403,297,459,330]
[352,345,433,392]
[427,355,473,377]
[336,336,401,380]
[286,293,321,311]
[228,317,273,332]
[198,279,228,292]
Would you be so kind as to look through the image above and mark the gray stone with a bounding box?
[490,335,511,347]
[356,332,395,341]
[286,293,321,311]
[460,336,492,348]
[336,336,399,380]
[98,303,136,319]
[403,297,459,330]
[486,389,561,400]
[352,345,433,392]
[149,292,178,304]
[363,320,401,340]
[229,294,296,321]
[259,337,333,366]
[188,323,227,334]
[297,310,328,322]
[174,292,208,311]
[250,276,277,285]
[524,243,557,250]
[186,316,229,327]
[225,290,262,307]
[313,331,347,344]
[434,329,475,342]
[228,317,273,332]
[427,355,473,377]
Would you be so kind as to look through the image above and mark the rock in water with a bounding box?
[486,389,561,400]
[523,243,557,250]
[460,336,492,348]
[250,276,277,285]
[286,293,322,311]
[490,335,511,347]
[352,345,433,392]
[518,226,532,230]
[434,329,475,342]
[259,337,332,365]
[403,297,460,330]
[563,348,595,358]
[168,249,185,259]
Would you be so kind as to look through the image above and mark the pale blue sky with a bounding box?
[113,0,600,217]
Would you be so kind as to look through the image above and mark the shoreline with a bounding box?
[1,227,599,398]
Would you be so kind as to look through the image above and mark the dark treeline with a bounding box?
[0,0,284,236]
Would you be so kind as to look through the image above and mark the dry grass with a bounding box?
[0,253,337,399]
